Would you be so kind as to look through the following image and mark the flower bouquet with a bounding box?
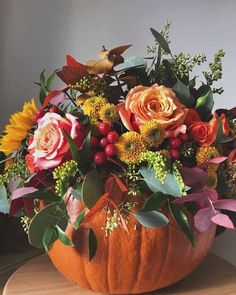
[0,22,236,294]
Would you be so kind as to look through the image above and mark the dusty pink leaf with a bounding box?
[194,207,219,232]
[211,213,234,229]
[214,199,236,212]
[178,166,208,189]
[11,187,38,200]
[209,157,227,164]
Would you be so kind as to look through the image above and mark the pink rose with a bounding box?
[28,113,85,170]
[119,84,188,136]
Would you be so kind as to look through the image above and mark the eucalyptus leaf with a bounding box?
[150,28,171,55]
[135,210,169,228]
[43,227,56,252]
[0,186,10,214]
[75,210,85,230]
[82,169,104,209]
[141,192,169,212]
[23,189,60,202]
[88,229,97,261]
[54,224,74,247]
[168,201,195,246]
[139,167,182,197]
[172,80,194,107]
[28,203,67,249]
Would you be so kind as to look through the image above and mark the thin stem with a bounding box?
[66,91,77,107]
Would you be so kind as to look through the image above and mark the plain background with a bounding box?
[1,0,236,265]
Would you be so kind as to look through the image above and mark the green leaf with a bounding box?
[46,71,56,91]
[54,224,74,247]
[141,192,169,212]
[39,69,46,85]
[23,189,60,202]
[139,167,182,197]
[0,186,10,214]
[43,227,56,252]
[150,28,171,55]
[39,84,48,105]
[78,131,91,174]
[88,229,97,261]
[196,85,214,119]
[135,210,169,228]
[168,201,195,246]
[64,131,80,162]
[189,77,197,88]
[172,80,194,107]
[75,210,85,230]
[82,169,104,209]
[215,114,224,143]
[28,203,67,249]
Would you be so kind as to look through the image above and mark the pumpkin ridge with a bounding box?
[131,224,143,293]
[81,235,94,292]
[154,223,170,288]
[106,229,111,294]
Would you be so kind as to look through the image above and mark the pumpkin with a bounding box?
[48,209,216,294]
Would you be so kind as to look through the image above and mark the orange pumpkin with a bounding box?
[48,209,216,294]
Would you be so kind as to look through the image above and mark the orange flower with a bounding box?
[189,114,219,147]
[119,84,188,132]
[184,108,202,126]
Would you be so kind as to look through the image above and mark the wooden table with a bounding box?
[3,254,236,295]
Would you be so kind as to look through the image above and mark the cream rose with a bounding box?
[28,112,85,170]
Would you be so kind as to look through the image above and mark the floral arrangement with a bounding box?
[0,22,236,259]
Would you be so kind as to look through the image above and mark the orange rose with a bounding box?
[119,84,188,133]
[185,108,202,126]
[189,113,219,147]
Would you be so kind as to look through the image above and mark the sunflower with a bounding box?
[99,103,119,124]
[196,146,220,171]
[82,96,107,117]
[140,121,165,147]
[0,99,38,155]
[115,132,146,164]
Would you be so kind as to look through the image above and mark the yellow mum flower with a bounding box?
[140,121,165,147]
[207,169,218,188]
[196,146,220,171]
[0,99,38,155]
[82,96,107,117]
[115,132,146,164]
[99,103,119,124]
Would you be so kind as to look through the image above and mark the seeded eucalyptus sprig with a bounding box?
[203,49,225,94]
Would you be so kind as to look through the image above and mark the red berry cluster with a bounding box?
[91,123,119,165]
[169,133,190,160]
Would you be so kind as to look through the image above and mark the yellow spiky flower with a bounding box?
[140,121,165,147]
[99,103,119,124]
[207,169,218,188]
[0,99,38,155]
[196,146,220,171]
[115,132,146,164]
[82,96,107,117]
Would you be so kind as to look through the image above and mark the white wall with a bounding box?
[1,0,236,264]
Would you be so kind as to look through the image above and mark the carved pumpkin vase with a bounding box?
[48,210,216,294]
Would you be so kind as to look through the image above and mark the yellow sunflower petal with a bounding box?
[0,98,38,155]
